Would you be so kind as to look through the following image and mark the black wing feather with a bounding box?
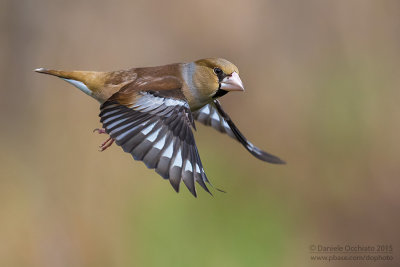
[212,100,285,164]
[99,92,211,196]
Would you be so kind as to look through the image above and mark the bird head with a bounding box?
[192,58,244,100]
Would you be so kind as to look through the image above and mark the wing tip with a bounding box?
[259,153,286,164]
[268,157,286,165]
[196,179,213,196]
[169,179,180,193]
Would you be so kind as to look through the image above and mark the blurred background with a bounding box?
[1,0,399,266]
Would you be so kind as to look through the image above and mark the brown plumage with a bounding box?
[35,58,284,197]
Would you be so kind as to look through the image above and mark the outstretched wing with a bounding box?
[192,102,236,139]
[193,100,285,164]
[99,91,210,196]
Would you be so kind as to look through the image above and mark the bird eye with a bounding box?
[213,67,223,76]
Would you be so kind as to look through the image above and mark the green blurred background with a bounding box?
[1,0,399,266]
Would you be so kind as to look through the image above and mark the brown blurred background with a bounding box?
[1,0,400,266]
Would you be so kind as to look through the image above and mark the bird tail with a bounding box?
[34,68,109,102]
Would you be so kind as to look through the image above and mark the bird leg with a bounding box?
[99,137,114,151]
[93,128,114,151]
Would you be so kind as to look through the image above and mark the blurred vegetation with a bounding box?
[1,0,399,266]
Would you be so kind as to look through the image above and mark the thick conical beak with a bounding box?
[220,72,244,91]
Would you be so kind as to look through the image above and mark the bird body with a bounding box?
[36,58,284,196]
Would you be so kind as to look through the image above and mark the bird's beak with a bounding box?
[220,72,245,91]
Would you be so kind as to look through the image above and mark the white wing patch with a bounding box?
[211,109,220,121]
[154,134,167,150]
[172,148,182,167]
[133,92,188,112]
[164,98,186,107]
[146,127,161,142]
[196,164,201,173]
[162,140,174,158]
[141,121,157,135]
[202,105,210,115]
[184,160,193,172]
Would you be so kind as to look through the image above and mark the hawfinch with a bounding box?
[35,58,284,196]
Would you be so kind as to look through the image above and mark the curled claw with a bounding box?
[93,128,106,134]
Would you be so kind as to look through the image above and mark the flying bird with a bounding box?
[35,58,284,196]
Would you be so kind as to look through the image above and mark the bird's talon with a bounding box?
[93,128,106,134]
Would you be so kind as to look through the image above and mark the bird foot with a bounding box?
[93,128,106,134]
[93,128,114,151]
[99,137,114,151]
